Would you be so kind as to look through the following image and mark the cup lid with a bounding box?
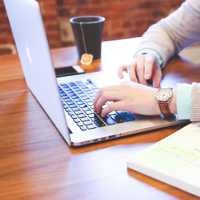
[70,16,105,24]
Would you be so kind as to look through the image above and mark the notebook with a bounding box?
[127,123,200,197]
[3,0,188,146]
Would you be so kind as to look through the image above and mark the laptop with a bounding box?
[3,0,187,146]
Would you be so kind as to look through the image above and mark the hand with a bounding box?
[118,54,162,88]
[94,81,161,117]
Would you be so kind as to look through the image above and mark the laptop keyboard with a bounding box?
[59,79,135,132]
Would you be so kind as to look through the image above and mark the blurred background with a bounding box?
[1,0,199,64]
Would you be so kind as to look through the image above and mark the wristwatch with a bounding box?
[155,88,173,117]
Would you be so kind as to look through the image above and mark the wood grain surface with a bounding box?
[0,39,200,200]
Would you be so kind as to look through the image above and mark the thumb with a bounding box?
[117,65,127,79]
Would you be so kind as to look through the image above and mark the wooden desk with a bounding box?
[1,38,200,200]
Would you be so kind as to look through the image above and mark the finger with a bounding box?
[101,101,126,117]
[117,65,128,79]
[95,91,123,114]
[93,85,121,111]
[126,59,138,82]
[152,63,162,88]
[144,54,156,80]
[135,55,147,85]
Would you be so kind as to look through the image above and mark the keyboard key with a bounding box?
[74,98,82,102]
[94,120,105,127]
[87,79,94,84]
[60,93,66,97]
[117,111,127,115]
[87,102,93,106]
[76,101,84,105]
[74,118,80,123]
[75,111,83,115]
[88,113,98,118]
[92,88,99,93]
[119,113,131,118]
[86,124,97,130]
[64,99,73,103]
[85,110,94,115]
[88,93,96,97]
[108,111,117,115]
[65,107,71,112]
[81,86,88,89]
[110,114,125,123]
[84,89,92,93]
[78,114,87,118]
[63,104,68,109]
[76,81,84,85]
[77,122,84,126]
[79,93,86,97]
[72,86,79,90]
[79,104,87,108]
[74,89,82,92]
[71,95,79,99]
[86,91,94,95]
[85,99,92,103]
[80,94,88,98]
[102,116,116,125]
[66,101,74,105]
[71,115,77,119]
[82,107,91,112]
[77,91,84,94]
[69,104,77,108]
[80,117,90,122]
[68,82,77,86]
[68,111,74,116]
[62,96,70,99]
[82,96,90,100]
[71,107,80,111]
[83,121,93,126]
[60,83,68,86]
[124,117,135,121]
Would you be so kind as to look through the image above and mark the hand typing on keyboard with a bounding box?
[93,81,177,117]
[60,80,138,132]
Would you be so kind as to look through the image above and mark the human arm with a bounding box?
[93,81,177,117]
[93,81,200,122]
[118,0,200,86]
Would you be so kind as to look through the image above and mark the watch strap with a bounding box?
[158,101,171,117]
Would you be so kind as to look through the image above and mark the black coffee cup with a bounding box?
[70,16,105,60]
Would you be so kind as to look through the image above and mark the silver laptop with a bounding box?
[3,0,187,146]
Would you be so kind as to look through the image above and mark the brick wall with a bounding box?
[0,0,184,54]
[0,0,60,54]
[57,0,184,46]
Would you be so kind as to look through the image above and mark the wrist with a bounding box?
[169,89,177,114]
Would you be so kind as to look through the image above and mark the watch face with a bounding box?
[156,88,173,101]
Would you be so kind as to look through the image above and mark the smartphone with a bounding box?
[55,65,85,77]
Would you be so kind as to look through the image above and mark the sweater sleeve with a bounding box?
[136,0,200,68]
[191,82,200,121]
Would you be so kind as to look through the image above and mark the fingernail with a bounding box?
[145,74,149,79]
[118,75,122,79]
